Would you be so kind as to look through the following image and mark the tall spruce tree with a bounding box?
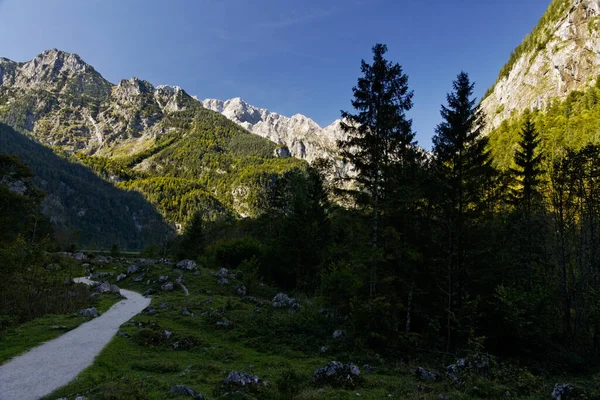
[509,115,545,290]
[338,43,416,297]
[431,72,495,350]
[511,115,543,211]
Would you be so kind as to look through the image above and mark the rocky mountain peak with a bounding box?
[201,97,346,163]
[482,0,600,129]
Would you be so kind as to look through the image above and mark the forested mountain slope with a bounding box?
[0,50,311,248]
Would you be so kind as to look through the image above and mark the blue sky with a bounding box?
[0,0,551,148]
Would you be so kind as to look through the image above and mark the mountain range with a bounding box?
[3,0,600,248]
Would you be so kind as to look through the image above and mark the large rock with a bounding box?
[72,252,87,261]
[224,371,262,387]
[446,354,491,384]
[116,273,127,282]
[314,361,361,388]
[79,307,98,318]
[93,280,120,295]
[169,385,206,399]
[552,383,575,400]
[177,259,198,271]
[272,293,300,309]
[415,367,441,381]
[127,264,139,274]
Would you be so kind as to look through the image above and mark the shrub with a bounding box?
[211,237,265,269]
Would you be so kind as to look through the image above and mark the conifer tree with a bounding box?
[510,115,543,211]
[431,71,495,350]
[338,43,416,297]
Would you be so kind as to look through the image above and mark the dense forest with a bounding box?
[170,44,600,374]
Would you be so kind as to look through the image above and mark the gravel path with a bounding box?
[0,278,150,400]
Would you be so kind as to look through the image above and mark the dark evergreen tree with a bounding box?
[431,71,496,350]
[338,43,416,297]
[510,115,543,211]
[178,212,205,260]
[508,115,546,290]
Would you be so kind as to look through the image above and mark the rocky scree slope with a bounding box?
[482,0,600,129]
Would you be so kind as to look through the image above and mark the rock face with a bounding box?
[202,98,346,163]
[202,98,355,182]
[0,49,197,154]
[482,0,600,129]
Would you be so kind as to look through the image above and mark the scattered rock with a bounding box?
[116,273,127,282]
[194,270,200,276]
[95,255,111,264]
[127,265,139,274]
[236,285,247,296]
[217,277,229,286]
[320,346,328,353]
[272,293,300,309]
[224,371,262,387]
[90,272,114,279]
[552,383,574,400]
[363,364,373,373]
[158,275,169,283]
[169,385,206,399]
[143,288,155,297]
[216,320,233,327]
[415,367,441,381]
[93,281,120,295]
[177,259,198,271]
[446,354,491,383]
[117,331,129,338]
[73,252,87,261]
[46,263,60,270]
[332,329,347,340]
[217,268,229,278]
[161,282,174,291]
[314,361,361,388]
[182,307,194,316]
[133,273,146,282]
[143,306,157,315]
[163,330,173,339]
[79,307,98,318]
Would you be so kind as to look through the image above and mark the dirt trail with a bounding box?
[0,278,150,400]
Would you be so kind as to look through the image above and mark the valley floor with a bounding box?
[2,257,599,400]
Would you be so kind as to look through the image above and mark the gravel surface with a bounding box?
[0,278,150,400]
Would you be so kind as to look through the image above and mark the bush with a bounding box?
[211,237,265,269]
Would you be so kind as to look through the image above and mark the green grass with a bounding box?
[0,291,121,365]
[28,260,596,399]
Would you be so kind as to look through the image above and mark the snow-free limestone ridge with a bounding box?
[482,0,600,129]
[202,97,347,163]
[0,278,150,400]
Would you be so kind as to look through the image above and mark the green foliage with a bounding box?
[489,85,600,171]
[0,122,171,250]
[210,237,266,269]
